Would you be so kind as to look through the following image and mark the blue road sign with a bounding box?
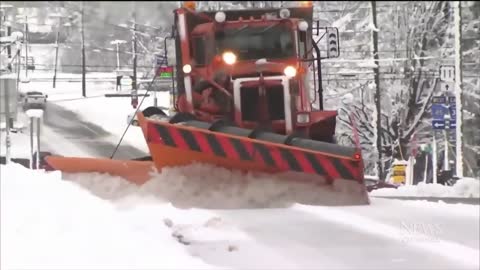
[432,120,445,129]
[449,105,456,117]
[431,104,449,120]
[432,120,456,130]
[431,95,457,130]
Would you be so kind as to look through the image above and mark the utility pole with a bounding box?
[53,18,61,88]
[16,40,21,91]
[115,42,120,70]
[453,0,464,177]
[24,14,29,78]
[371,1,383,180]
[132,11,137,93]
[81,1,86,97]
[131,9,138,108]
[7,24,12,59]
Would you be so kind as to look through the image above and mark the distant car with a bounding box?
[23,91,48,111]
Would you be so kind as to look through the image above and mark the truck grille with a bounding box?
[240,85,285,121]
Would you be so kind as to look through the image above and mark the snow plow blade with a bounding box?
[44,156,156,185]
[42,110,369,205]
[138,111,369,204]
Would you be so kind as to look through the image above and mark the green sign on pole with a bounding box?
[158,66,173,78]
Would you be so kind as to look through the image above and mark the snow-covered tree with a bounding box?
[319,1,456,179]
[460,1,480,177]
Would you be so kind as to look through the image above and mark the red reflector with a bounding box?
[354,153,361,160]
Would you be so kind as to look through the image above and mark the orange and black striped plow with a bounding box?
[140,113,366,187]
[41,110,369,205]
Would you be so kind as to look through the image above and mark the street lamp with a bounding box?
[110,39,127,71]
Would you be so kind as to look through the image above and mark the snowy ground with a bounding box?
[1,164,217,270]
[2,163,479,270]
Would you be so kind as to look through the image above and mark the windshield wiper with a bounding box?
[231,24,250,36]
[256,22,281,34]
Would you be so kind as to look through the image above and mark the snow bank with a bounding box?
[64,163,369,208]
[0,163,217,270]
[370,178,480,198]
[25,109,44,118]
[0,129,32,158]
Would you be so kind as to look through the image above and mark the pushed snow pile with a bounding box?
[0,163,217,270]
[65,163,369,208]
[370,178,480,198]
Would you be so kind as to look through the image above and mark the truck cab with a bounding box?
[172,2,338,142]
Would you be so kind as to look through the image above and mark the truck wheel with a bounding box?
[143,106,166,118]
[169,112,197,124]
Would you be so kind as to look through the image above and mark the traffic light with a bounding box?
[326,27,339,58]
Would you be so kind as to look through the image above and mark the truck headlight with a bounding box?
[284,66,297,78]
[215,11,226,23]
[298,21,308,31]
[222,51,237,65]
[182,64,192,74]
[297,113,310,124]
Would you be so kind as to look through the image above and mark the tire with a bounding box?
[169,112,197,124]
[142,106,167,118]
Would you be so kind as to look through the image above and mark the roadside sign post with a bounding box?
[30,118,33,169]
[1,78,18,164]
[439,65,463,177]
[431,94,456,175]
[430,65,459,183]
[432,135,437,184]
[25,109,43,169]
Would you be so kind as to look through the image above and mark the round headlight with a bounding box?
[298,21,308,31]
[215,11,226,23]
[222,51,237,65]
[284,66,297,78]
[182,64,192,74]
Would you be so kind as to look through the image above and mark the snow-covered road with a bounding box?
[3,162,478,270]
[62,166,479,270]
[41,102,147,159]
[193,201,478,270]
[2,77,478,270]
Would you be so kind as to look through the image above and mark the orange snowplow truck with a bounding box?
[44,2,370,205]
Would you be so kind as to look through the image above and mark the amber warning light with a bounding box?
[183,1,196,10]
[300,1,313,7]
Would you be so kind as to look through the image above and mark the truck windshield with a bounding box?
[215,23,294,61]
